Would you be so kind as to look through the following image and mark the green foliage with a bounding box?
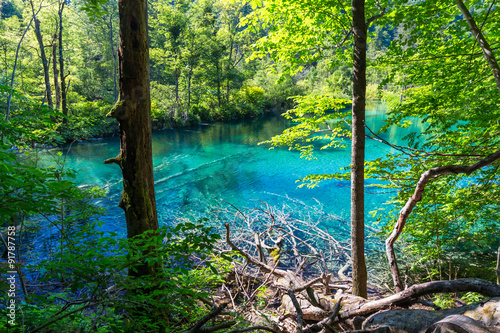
[250,0,500,287]
[461,292,484,305]
[18,220,231,332]
[365,0,500,283]
[433,294,455,309]
[260,93,350,187]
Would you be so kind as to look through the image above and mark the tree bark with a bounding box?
[351,0,368,299]
[386,149,500,292]
[58,0,68,124]
[456,0,500,92]
[104,0,159,277]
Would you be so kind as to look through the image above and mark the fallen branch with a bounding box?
[183,303,230,333]
[303,296,343,333]
[225,326,281,333]
[224,223,289,279]
[288,290,304,333]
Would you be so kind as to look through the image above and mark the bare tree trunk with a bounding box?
[58,1,68,125]
[32,10,53,109]
[350,0,368,299]
[386,149,500,292]
[104,0,159,277]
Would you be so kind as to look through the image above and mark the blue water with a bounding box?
[52,102,423,238]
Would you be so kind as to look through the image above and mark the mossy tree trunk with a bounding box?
[105,0,159,278]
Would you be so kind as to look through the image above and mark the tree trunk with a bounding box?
[109,9,118,102]
[174,66,180,104]
[226,35,233,102]
[58,1,68,125]
[52,41,60,109]
[187,67,192,111]
[350,0,368,299]
[104,0,159,278]
[33,14,53,109]
[216,59,221,107]
[386,149,500,293]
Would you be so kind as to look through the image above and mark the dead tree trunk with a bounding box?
[104,0,159,277]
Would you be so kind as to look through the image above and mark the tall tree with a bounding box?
[350,0,368,298]
[246,0,385,298]
[104,0,159,277]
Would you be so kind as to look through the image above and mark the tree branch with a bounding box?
[386,149,500,292]
[456,0,500,91]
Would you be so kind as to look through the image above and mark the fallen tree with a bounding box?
[342,279,500,319]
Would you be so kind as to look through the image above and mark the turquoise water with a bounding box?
[57,102,423,237]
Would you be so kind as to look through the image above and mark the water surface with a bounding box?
[58,102,422,237]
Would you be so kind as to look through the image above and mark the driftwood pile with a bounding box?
[182,202,500,333]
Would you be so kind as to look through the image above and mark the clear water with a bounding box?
[55,102,423,237]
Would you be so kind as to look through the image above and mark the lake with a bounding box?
[53,102,422,238]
